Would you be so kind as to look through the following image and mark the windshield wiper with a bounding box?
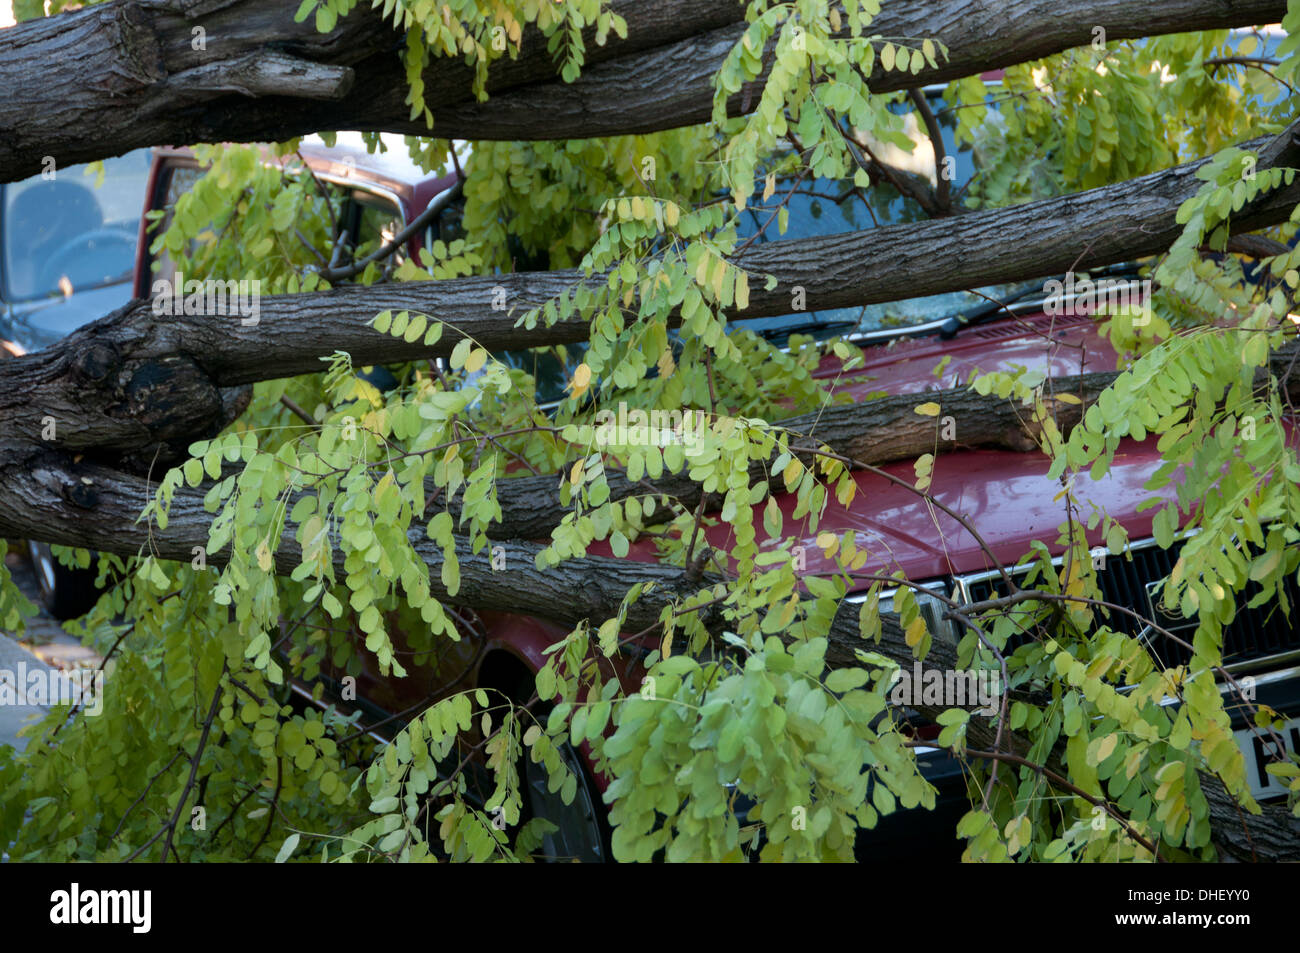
[936,284,1048,339]
[937,264,1145,340]
[756,318,859,345]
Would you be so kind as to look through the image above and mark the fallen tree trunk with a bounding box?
[0,0,1286,183]
[1200,776,1300,862]
[430,0,1292,143]
[3,118,1297,469]
[0,0,740,183]
[3,0,1297,864]
[0,451,920,667]
[3,445,1296,860]
[12,335,1293,557]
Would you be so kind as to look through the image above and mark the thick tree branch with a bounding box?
[0,0,1287,183]
[2,447,1294,859]
[3,120,1299,469]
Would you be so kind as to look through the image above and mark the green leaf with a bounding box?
[275,832,300,863]
[450,338,472,370]
[825,668,870,692]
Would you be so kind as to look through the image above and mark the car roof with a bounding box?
[150,142,458,212]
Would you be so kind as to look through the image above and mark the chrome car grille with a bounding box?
[954,539,1300,672]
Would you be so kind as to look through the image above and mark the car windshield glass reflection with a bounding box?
[1,150,151,302]
[733,90,1014,342]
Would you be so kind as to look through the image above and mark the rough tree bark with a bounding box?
[1,0,1297,860]
[0,0,1286,182]
[0,450,1295,860]
[2,117,1298,473]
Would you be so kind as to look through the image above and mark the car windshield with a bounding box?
[743,29,1283,344]
[1,149,152,302]
[735,88,1035,343]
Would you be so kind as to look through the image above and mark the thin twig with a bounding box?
[322,181,464,283]
[160,667,227,862]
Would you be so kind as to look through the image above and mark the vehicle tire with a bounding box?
[476,653,612,862]
[517,721,612,863]
[26,541,99,620]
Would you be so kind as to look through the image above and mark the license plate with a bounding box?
[1234,715,1300,800]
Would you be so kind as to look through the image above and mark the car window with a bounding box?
[150,164,205,287]
[1,149,151,302]
[426,193,466,247]
[347,189,404,267]
[734,90,1018,342]
[149,163,404,283]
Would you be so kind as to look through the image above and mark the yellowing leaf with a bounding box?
[1064,555,1084,598]
[656,349,676,379]
[904,617,926,648]
[450,337,472,370]
[571,362,593,398]
[914,402,941,417]
[914,452,934,492]
[695,252,711,287]
[1250,547,1282,581]
[710,258,727,301]
[1095,732,1118,764]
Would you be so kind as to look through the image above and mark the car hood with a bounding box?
[2,282,134,352]
[784,311,1174,580]
[715,439,1168,584]
[816,309,1117,400]
[614,310,1175,583]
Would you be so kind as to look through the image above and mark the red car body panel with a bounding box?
[586,309,1170,585]
[134,146,1193,791]
[793,311,1169,580]
[133,144,456,299]
[704,438,1164,585]
[824,311,1114,398]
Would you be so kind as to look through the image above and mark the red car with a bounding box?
[116,137,1300,862]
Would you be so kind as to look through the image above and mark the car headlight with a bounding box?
[846,579,958,645]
